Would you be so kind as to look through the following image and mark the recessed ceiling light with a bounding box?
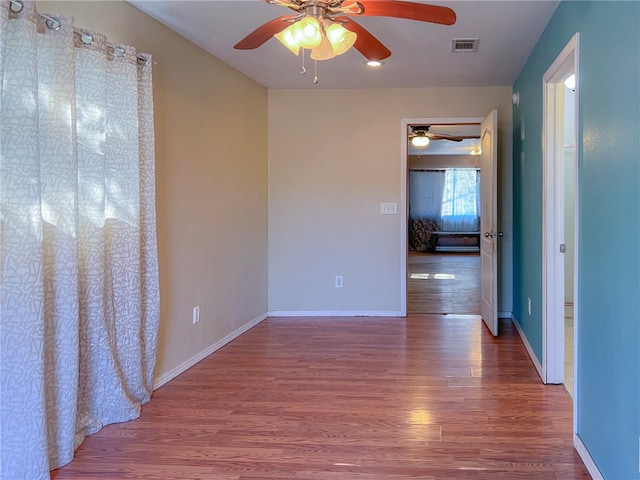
[366,60,384,67]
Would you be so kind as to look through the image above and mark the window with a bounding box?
[441,169,480,231]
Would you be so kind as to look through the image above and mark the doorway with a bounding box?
[563,84,576,398]
[401,118,487,318]
[542,34,579,407]
[400,113,498,335]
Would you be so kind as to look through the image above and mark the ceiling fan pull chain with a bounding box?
[300,50,307,75]
[313,60,319,84]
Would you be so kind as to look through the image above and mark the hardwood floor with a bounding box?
[565,312,574,399]
[408,252,481,314]
[52,316,588,479]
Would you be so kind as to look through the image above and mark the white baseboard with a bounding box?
[498,311,513,319]
[511,314,544,381]
[574,434,603,479]
[268,310,403,317]
[153,312,268,390]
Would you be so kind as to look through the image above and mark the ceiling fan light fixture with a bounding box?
[293,16,322,49]
[324,21,357,56]
[310,34,336,60]
[274,24,301,55]
[411,135,430,147]
[278,17,358,61]
[275,17,322,52]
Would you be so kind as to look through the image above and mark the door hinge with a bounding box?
[559,244,567,253]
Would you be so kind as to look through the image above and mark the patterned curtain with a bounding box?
[0,1,159,478]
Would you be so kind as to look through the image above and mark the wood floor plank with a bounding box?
[408,252,481,314]
[51,316,589,479]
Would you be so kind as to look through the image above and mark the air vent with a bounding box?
[452,38,479,52]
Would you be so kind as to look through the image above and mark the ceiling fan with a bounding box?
[409,126,466,147]
[234,0,457,62]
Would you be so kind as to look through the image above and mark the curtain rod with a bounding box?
[8,0,153,65]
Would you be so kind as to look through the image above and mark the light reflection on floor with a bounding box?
[410,272,456,280]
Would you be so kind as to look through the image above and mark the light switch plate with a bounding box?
[380,202,397,215]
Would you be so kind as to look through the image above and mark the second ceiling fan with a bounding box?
[234,0,457,62]
[410,125,466,144]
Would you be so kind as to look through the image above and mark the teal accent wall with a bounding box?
[513,1,640,477]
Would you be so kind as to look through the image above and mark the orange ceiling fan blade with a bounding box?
[353,1,456,26]
[234,15,297,49]
[336,16,391,61]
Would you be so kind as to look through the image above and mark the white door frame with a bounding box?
[542,33,579,395]
[400,116,484,317]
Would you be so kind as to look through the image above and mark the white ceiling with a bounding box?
[130,0,560,89]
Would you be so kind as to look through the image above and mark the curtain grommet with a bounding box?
[9,0,23,13]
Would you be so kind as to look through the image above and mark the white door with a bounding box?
[480,110,498,336]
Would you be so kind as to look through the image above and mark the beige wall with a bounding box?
[51,1,269,381]
[268,87,513,314]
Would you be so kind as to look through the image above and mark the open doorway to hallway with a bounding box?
[542,34,579,407]
[405,122,482,315]
[563,81,576,399]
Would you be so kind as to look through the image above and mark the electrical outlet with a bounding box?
[335,275,343,288]
[527,298,532,316]
[192,306,200,324]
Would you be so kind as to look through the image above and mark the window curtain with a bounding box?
[0,2,159,478]
[441,168,480,232]
[408,169,446,221]
[408,170,445,251]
